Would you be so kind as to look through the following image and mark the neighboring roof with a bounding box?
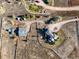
[19,28,27,36]
[14,27,28,36]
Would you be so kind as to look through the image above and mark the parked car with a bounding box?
[16,16,24,21]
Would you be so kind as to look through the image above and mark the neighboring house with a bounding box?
[6,27,28,38]
[14,27,28,37]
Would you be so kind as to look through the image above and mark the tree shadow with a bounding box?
[37,28,55,45]
[37,28,45,39]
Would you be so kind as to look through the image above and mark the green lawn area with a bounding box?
[54,30,65,47]
[54,38,64,47]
